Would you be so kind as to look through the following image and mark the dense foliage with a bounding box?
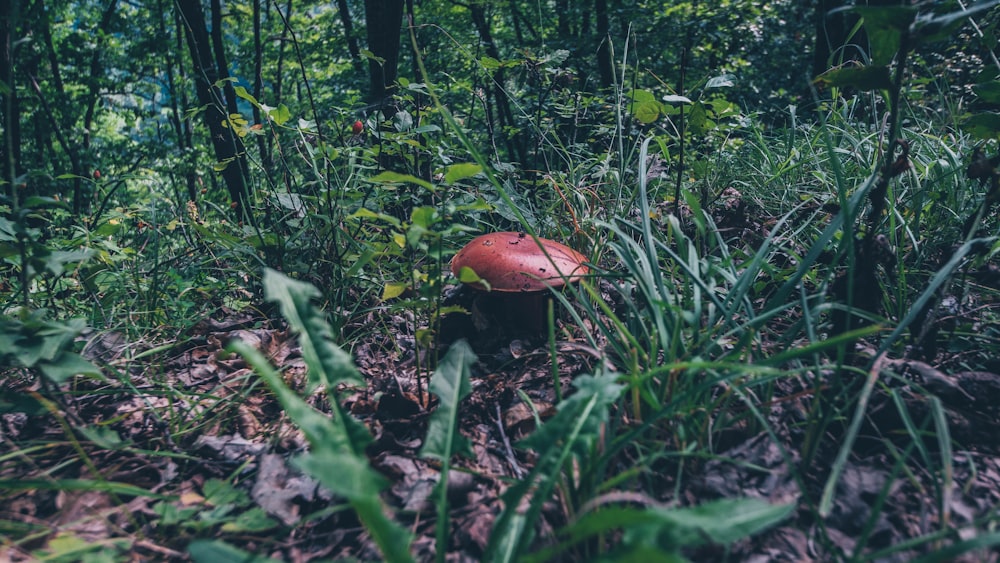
[5,0,1000,560]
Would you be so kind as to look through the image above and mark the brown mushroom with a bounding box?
[450,231,588,333]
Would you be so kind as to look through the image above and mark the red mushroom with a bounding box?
[450,231,588,333]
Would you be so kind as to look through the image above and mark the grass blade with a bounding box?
[485,373,624,562]
[420,339,476,562]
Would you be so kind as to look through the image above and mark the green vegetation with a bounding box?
[4,0,1000,560]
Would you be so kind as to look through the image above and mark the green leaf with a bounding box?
[188,539,281,563]
[409,206,438,229]
[293,450,388,504]
[0,391,46,415]
[487,373,624,562]
[963,112,1000,140]
[457,266,484,284]
[842,5,917,65]
[705,74,735,89]
[228,339,415,563]
[520,373,623,456]
[39,249,95,277]
[645,498,795,547]
[76,425,127,449]
[973,81,1000,105]
[814,65,892,92]
[220,507,277,532]
[421,339,475,461]
[38,352,102,384]
[628,89,665,124]
[203,478,249,507]
[235,337,370,459]
[542,498,791,560]
[233,85,259,107]
[360,49,385,64]
[370,171,437,193]
[381,282,409,300]
[912,1,1000,45]
[262,268,361,390]
[266,103,291,126]
[687,102,710,136]
[349,207,402,227]
[444,163,483,185]
[35,533,120,562]
[480,56,501,70]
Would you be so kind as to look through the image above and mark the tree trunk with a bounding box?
[176,0,249,212]
[337,0,364,73]
[555,0,569,37]
[468,2,524,165]
[252,0,274,180]
[77,0,119,213]
[164,3,199,203]
[364,0,404,107]
[0,0,22,192]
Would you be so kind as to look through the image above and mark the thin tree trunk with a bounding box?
[0,0,22,192]
[469,2,524,165]
[274,0,292,105]
[77,0,119,213]
[38,0,64,95]
[555,0,569,36]
[336,0,363,73]
[364,0,404,107]
[176,0,249,211]
[252,0,273,178]
[162,0,197,202]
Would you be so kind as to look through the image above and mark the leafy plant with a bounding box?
[0,309,101,385]
[230,269,414,562]
[235,269,795,561]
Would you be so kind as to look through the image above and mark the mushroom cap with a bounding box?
[451,232,589,292]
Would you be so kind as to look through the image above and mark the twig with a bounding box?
[495,403,524,479]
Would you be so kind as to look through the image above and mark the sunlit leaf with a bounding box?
[706,74,735,89]
[370,170,437,193]
[457,265,483,284]
[381,282,408,300]
[267,103,291,126]
[444,163,483,184]
[233,85,258,106]
[662,94,692,104]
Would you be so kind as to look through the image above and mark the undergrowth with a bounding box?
[4,2,1000,561]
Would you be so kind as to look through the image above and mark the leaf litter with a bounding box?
[4,214,1000,560]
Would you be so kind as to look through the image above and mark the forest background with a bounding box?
[4,0,1000,561]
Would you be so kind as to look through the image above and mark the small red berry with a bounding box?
[352,120,364,135]
[93,170,101,179]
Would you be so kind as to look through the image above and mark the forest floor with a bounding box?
[4,199,1000,561]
